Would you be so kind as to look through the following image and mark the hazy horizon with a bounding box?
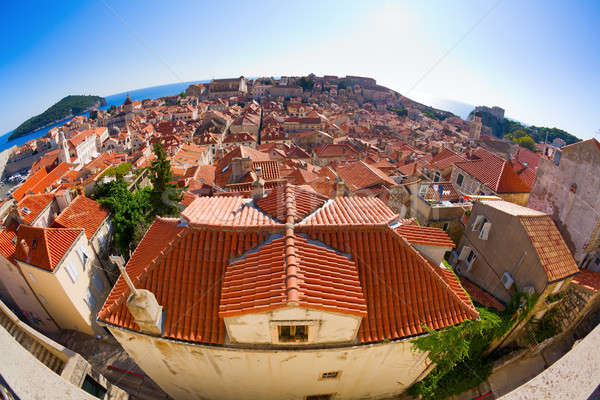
[1,1,598,139]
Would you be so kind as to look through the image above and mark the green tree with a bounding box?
[147,142,182,217]
[515,135,536,151]
[95,180,151,255]
[297,76,315,91]
[179,91,186,98]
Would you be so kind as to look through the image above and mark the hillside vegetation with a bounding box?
[10,95,106,140]
[468,108,580,146]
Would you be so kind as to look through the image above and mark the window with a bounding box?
[31,238,38,248]
[279,325,308,343]
[78,247,89,269]
[456,173,464,187]
[433,171,440,182]
[442,223,449,232]
[320,371,341,380]
[92,273,104,293]
[466,250,477,266]
[479,222,492,240]
[65,263,80,283]
[81,375,107,399]
[472,215,484,232]
[84,289,97,310]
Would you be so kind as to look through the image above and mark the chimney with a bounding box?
[251,167,265,200]
[335,176,345,197]
[110,255,163,336]
[55,190,72,211]
[230,157,252,183]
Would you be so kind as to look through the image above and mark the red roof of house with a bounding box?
[15,225,82,272]
[458,276,505,311]
[520,216,579,282]
[572,269,600,292]
[455,149,532,193]
[0,221,19,261]
[220,233,367,318]
[299,196,397,226]
[17,194,55,224]
[395,224,455,248]
[255,184,327,223]
[51,195,108,240]
[181,196,283,228]
[12,169,48,201]
[428,148,466,171]
[99,191,477,344]
[335,160,395,191]
[314,143,359,158]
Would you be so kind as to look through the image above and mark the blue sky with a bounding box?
[1,0,598,139]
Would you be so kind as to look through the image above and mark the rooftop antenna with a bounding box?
[110,255,138,296]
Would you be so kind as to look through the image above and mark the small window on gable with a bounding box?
[32,238,38,248]
[320,371,341,380]
[22,207,31,214]
[456,173,464,187]
[78,247,89,269]
[279,325,308,343]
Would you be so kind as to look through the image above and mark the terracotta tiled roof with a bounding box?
[219,233,367,317]
[395,224,455,248]
[51,195,108,240]
[455,149,531,194]
[99,218,271,343]
[17,193,55,224]
[299,196,398,226]
[428,148,466,171]
[572,269,600,292]
[314,143,359,158]
[297,227,478,342]
[424,182,461,202]
[335,161,395,191]
[255,184,327,223]
[181,196,283,228]
[252,161,280,181]
[0,221,19,261]
[15,225,82,272]
[12,169,48,201]
[520,216,579,282]
[67,129,96,149]
[458,276,505,311]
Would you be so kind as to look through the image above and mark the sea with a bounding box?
[0,80,208,153]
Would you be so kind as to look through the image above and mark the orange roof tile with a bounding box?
[181,196,283,228]
[395,224,455,248]
[336,160,395,191]
[520,216,579,282]
[17,194,55,224]
[220,234,367,317]
[51,195,108,240]
[99,192,478,345]
[299,196,397,226]
[15,225,82,272]
[458,276,505,311]
[0,221,19,261]
[255,184,327,223]
[572,269,600,292]
[12,169,48,201]
[297,227,477,342]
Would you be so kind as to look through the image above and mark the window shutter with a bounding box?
[65,263,79,283]
[472,215,484,231]
[479,222,492,240]
[458,246,471,261]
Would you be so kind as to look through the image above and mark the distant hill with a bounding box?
[467,107,581,145]
[9,95,106,140]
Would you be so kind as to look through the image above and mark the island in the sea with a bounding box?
[9,95,106,140]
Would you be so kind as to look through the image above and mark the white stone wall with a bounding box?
[109,326,430,400]
[224,306,361,345]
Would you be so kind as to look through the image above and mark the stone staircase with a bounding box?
[0,310,65,375]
